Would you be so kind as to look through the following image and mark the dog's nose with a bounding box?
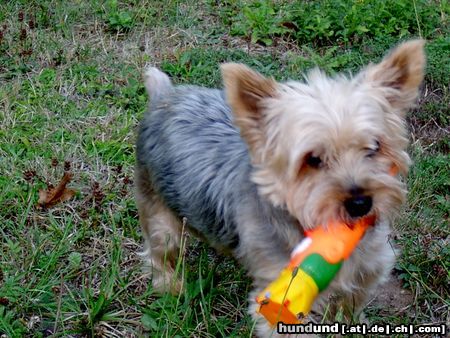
[344,188,372,218]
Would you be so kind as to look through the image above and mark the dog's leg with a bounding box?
[339,242,395,322]
[249,288,317,338]
[249,272,291,338]
[135,166,184,294]
[240,241,298,337]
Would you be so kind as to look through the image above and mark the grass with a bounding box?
[0,0,448,337]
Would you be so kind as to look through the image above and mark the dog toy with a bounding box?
[256,215,375,326]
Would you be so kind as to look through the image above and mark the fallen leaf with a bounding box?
[37,172,76,208]
[0,297,9,306]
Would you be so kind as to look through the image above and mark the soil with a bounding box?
[368,273,416,320]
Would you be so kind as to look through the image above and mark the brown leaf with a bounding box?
[37,172,76,208]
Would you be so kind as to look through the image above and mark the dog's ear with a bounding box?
[364,39,426,113]
[221,63,277,160]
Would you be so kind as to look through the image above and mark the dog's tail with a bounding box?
[143,67,173,103]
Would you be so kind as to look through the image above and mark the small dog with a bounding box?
[135,40,425,336]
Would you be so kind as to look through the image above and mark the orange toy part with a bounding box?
[288,215,375,269]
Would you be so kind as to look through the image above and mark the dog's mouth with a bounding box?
[295,212,377,232]
[348,213,377,228]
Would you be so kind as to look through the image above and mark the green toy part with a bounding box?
[298,253,343,291]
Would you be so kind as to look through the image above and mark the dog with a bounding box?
[135,40,425,336]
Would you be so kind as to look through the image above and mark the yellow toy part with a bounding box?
[256,267,319,326]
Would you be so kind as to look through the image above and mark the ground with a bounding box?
[0,1,448,337]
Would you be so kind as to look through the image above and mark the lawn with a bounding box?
[0,0,448,337]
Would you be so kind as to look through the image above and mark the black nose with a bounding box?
[344,193,372,218]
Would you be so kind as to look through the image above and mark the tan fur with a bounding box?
[221,63,278,162]
[135,166,184,294]
[364,39,426,111]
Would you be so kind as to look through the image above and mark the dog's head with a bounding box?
[222,40,425,229]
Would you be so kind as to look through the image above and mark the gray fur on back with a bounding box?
[137,86,255,248]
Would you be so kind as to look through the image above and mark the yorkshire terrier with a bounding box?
[135,40,425,336]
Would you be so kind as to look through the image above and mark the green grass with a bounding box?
[0,0,448,336]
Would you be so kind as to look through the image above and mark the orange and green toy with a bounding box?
[256,215,375,326]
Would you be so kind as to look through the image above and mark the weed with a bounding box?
[230,0,288,45]
[221,0,449,46]
[287,45,354,74]
[104,0,135,33]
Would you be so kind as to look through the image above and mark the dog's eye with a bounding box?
[306,154,322,168]
[365,140,380,158]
